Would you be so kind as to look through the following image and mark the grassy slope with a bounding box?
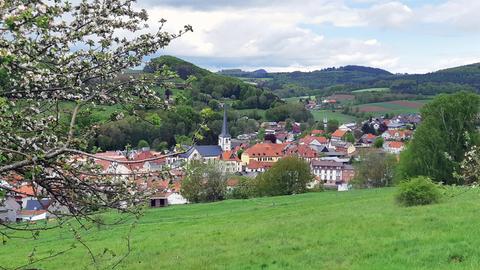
[282,96,316,103]
[3,188,480,269]
[311,110,357,124]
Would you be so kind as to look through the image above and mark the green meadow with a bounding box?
[311,110,357,123]
[351,87,390,93]
[2,188,480,269]
[282,96,316,103]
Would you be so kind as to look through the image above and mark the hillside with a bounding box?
[217,63,480,97]
[89,56,286,150]
[3,188,480,269]
[390,63,480,94]
[217,68,269,78]
[144,56,281,110]
[144,55,211,79]
[436,63,480,74]
[269,65,393,90]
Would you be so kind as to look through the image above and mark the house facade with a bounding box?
[241,143,287,165]
[310,160,355,186]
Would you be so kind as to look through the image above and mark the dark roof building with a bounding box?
[179,145,223,159]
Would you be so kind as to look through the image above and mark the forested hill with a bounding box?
[217,62,480,97]
[386,63,480,95]
[144,55,210,79]
[270,65,392,89]
[144,56,281,110]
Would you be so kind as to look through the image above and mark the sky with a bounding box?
[134,0,480,74]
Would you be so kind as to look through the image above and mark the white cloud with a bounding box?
[364,39,379,45]
[421,0,480,31]
[139,2,402,72]
[363,2,414,28]
[128,0,480,73]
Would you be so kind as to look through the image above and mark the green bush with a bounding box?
[137,139,150,149]
[395,176,441,206]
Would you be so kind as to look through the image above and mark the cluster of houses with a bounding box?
[0,178,68,222]
[0,106,420,222]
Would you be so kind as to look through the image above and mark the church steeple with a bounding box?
[220,104,230,137]
[218,104,231,151]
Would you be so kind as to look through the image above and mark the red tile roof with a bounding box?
[299,135,328,145]
[386,141,404,149]
[244,143,287,157]
[13,185,35,197]
[285,144,318,159]
[331,130,347,138]
[94,159,112,171]
[221,150,240,161]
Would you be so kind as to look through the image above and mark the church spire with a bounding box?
[218,104,231,151]
[220,104,230,137]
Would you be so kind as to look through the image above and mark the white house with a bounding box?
[166,192,188,205]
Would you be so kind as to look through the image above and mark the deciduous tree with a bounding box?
[256,157,313,196]
[353,152,397,188]
[0,0,191,266]
[396,92,480,184]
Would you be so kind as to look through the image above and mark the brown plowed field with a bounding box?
[386,100,423,108]
[358,106,386,112]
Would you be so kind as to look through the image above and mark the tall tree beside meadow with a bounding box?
[255,157,314,196]
[396,92,480,184]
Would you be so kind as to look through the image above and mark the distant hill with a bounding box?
[269,65,393,90]
[146,57,480,98]
[144,56,281,110]
[217,68,269,78]
[436,63,480,74]
[387,63,480,95]
[144,55,211,80]
[216,63,480,97]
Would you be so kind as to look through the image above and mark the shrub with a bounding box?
[395,176,441,206]
[137,139,150,149]
[227,177,257,199]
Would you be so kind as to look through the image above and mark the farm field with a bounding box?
[355,99,431,115]
[2,188,480,269]
[311,110,357,124]
[283,96,316,103]
[351,87,390,93]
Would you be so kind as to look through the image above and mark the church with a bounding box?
[175,105,231,163]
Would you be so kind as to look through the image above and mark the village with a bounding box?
[0,104,420,222]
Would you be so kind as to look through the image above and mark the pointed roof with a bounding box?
[220,104,230,137]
